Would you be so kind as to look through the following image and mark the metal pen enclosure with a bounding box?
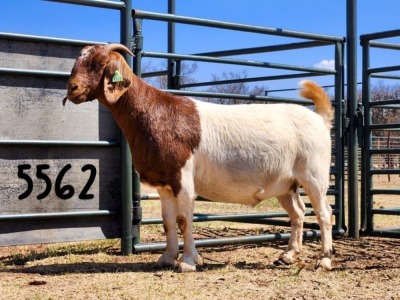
[360,30,400,238]
[1,0,373,253]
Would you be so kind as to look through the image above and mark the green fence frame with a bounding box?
[360,29,400,238]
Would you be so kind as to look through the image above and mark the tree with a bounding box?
[369,81,400,130]
[141,61,198,90]
[203,71,266,104]
[356,81,400,137]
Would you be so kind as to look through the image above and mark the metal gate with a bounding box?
[360,30,400,237]
[131,5,346,252]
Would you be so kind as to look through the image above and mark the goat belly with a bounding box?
[193,153,294,206]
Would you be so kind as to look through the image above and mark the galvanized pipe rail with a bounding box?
[179,72,324,89]
[132,2,346,252]
[134,229,346,253]
[0,32,104,45]
[133,10,344,43]
[142,51,336,75]
[360,29,400,238]
[0,68,70,78]
[0,210,117,221]
[141,209,341,226]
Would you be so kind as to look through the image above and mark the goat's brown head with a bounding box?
[64,43,134,107]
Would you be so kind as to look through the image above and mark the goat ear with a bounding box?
[103,54,132,105]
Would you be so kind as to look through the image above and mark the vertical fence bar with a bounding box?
[346,0,360,238]
[334,41,345,232]
[360,39,370,233]
[167,0,176,89]
[120,0,134,255]
[132,16,144,248]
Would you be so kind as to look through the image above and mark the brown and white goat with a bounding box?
[64,44,334,272]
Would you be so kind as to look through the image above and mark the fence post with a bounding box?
[120,0,135,255]
[334,41,346,232]
[360,39,370,233]
[346,0,360,238]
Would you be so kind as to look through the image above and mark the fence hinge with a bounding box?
[343,99,350,129]
[356,103,365,148]
[132,35,143,53]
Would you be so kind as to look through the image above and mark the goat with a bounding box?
[64,43,334,272]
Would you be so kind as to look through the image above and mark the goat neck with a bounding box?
[105,74,201,195]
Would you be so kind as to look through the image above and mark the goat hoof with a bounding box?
[273,257,292,267]
[274,251,298,267]
[177,261,196,273]
[157,254,178,269]
[315,257,332,271]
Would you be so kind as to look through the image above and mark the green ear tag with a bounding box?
[112,70,124,82]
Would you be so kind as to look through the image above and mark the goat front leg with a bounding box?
[176,186,198,273]
[157,187,179,269]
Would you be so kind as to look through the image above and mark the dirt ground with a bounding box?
[0,235,399,300]
[0,177,399,300]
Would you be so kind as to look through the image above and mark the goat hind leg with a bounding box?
[303,184,333,271]
[275,191,305,265]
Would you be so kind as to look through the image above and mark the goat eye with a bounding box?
[96,62,106,68]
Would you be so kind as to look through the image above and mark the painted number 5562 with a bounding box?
[17,164,97,200]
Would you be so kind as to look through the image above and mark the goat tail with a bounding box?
[299,80,334,129]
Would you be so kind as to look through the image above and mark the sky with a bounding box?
[1,0,400,96]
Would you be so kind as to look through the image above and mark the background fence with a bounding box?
[361,30,400,237]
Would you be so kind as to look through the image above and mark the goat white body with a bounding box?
[191,100,330,205]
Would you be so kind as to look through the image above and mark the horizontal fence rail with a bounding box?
[133,10,345,43]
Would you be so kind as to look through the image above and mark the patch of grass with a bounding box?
[1,239,121,267]
[254,197,282,211]
[373,214,399,228]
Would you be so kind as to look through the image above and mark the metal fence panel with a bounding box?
[0,34,122,246]
[360,30,400,238]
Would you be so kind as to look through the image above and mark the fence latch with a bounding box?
[356,103,364,148]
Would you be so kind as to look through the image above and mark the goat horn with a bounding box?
[104,43,134,56]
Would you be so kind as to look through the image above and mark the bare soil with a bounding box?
[0,235,399,300]
[0,177,399,300]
